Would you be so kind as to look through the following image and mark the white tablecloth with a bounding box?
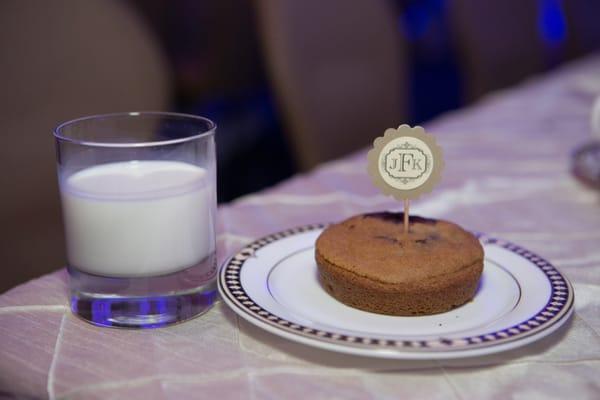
[1,55,600,399]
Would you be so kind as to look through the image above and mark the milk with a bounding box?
[60,161,214,277]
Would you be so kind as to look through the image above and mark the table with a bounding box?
[2,55,600,400]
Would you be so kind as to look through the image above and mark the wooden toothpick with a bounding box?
[403,199,409,234]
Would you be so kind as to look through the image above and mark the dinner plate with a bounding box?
[218,224,574,359]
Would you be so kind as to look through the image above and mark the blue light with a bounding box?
[91,299,112,326]
[401,0,446,41]
[155,297,168,315]
[538,0,567,45]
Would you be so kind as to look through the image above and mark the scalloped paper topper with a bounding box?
[367,125,444,201]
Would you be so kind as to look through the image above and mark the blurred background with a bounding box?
[1,0,599,292]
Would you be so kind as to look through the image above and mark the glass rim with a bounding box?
[53,111,217,148]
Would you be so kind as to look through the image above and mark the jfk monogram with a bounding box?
[383,142,429,184]
[368,125,443,199]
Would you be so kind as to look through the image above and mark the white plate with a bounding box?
[218,224,574,359]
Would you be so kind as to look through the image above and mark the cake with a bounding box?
[315,212,484,316]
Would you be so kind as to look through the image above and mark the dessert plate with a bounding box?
[218,224,574,359]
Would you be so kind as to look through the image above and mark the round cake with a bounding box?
[315,212,484,316]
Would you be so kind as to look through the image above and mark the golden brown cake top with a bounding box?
[315,212,484,285]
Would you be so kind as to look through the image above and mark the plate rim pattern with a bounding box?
[218,224,574,353]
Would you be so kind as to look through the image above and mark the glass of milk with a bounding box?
[54,112,217,328]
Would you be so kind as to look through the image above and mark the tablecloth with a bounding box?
[2,55,600,399]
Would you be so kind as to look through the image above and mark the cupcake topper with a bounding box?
[367,125,444,234]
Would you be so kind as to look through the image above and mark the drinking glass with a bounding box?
[54,112,217,328]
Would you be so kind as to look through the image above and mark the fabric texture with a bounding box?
[1,55,600,399]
